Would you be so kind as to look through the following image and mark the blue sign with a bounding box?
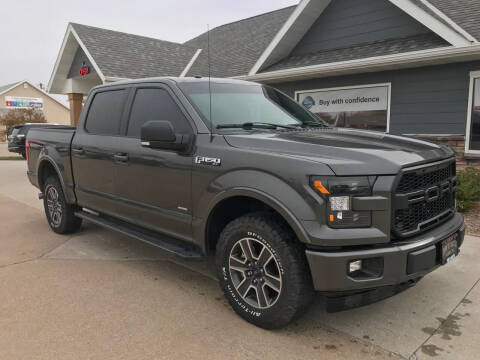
[302,96,315,109]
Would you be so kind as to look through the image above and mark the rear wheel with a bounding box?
[216,212,314,329]
[43,176,82,234]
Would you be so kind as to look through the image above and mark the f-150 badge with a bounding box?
[195,156,221,166]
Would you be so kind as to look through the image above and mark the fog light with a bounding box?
[349,260,362,273]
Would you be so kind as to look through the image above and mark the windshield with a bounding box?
[178,82,328,131]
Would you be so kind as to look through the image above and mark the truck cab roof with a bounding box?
[93,77,256,91]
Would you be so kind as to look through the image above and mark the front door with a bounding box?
[113,85,194,241]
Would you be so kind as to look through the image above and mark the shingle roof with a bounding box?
[71,23,199,78]
[263,33,450,72]
[183,6,295,77]
[410,0,467,40]
[426,0,480,41]
[0,81,22,94]
[66,0,479,80]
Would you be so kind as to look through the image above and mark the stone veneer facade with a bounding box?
[412,135,480,169]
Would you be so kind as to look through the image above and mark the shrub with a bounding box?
[456,167,480,213]
[0,108,46,136]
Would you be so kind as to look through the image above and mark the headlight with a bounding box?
[310,176,374,228]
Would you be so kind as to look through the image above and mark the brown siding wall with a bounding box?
[0,82,70,125]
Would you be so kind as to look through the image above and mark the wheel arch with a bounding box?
[37,156,67,196]
[202,188,311,255]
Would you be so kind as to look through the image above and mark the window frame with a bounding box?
[124,84,195,139]
[465,71,480,154]
[294,83,392,133]
[83,87,129,137]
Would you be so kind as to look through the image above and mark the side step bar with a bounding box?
[74,210,202,259]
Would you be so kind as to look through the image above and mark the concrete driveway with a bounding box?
[0,142,13,157]
[0,160,479,360]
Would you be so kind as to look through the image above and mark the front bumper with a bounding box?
[306,212,465,292]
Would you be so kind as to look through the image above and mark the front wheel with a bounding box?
[43,176,82,234]
[216,213,314,329]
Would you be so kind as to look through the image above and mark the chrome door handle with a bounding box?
[72,148,84,156]
[113,153,129,163]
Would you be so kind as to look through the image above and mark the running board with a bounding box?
[74,211,202,259]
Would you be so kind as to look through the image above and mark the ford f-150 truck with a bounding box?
[26,77,465,329]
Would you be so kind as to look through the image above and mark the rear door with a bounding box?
[71,87,129,215]
[113,85,195,241]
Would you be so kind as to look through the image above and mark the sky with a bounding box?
[0,0,298,101]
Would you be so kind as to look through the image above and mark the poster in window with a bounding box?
[297,85,390,132]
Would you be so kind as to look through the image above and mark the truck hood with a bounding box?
[224,128,454,175]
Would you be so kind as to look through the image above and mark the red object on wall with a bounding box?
[79,66,90,76]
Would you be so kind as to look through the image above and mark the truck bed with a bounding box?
[26,127,77,203]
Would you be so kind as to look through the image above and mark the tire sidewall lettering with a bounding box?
[246,231,285,275]
[221,228,285,318]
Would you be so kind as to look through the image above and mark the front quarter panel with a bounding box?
[191,134,335,250]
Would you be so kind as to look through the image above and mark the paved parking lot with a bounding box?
[0,160,479,359]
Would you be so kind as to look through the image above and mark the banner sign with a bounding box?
[298,85,389,113]
[5,96,43,109]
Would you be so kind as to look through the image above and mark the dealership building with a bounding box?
[48,0,480,166]
[0,80,70,140]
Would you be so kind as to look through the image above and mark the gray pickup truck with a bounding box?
[26,77,464,329]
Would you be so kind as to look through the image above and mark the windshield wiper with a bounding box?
[216,122,298,130]
[299,121,330,128]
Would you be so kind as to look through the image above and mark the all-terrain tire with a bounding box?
[216,212,314,329]
[43,176,82,234]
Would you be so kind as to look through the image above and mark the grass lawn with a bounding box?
[0,157,24,160]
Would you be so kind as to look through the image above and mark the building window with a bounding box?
[466,72,480,153]
[296,83,391,132]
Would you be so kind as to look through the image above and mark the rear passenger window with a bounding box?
[85,90,125,135]
[127,88,192,138]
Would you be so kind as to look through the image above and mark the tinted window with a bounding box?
[127,88,191,138]
[85,90,125,135]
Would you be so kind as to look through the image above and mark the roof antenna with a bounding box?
[207,24,214,141]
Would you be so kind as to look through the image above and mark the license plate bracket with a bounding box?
[441,232,459,264]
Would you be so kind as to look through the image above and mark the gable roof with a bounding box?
[0,81,23,95]
[70,23,199,79]
[183,6,295,78]
[250,0,475,76]
[0,80,69,110]
[426,0,480,41]
[48,0,480,91]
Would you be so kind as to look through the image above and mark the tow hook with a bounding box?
[38,192,44,200]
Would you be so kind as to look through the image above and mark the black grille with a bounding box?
[396,162,456,193]
[393,160,456,238]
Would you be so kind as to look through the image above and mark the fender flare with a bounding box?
[200,187,312,251]
[37,155,68,198]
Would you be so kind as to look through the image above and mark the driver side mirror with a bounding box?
[141,120,191,152]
